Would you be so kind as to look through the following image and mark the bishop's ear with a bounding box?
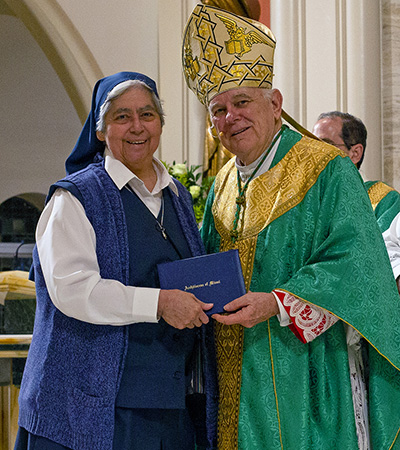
[270,89,283,118]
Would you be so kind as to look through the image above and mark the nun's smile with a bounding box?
[96,86,162,175]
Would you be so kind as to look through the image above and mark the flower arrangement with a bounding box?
[163,161,215,224]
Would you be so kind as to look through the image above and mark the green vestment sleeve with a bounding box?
[201,129,400,449]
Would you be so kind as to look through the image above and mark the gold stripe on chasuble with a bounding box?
[368,181,394,211]
[212,136,342,450]
[215,236,257,450]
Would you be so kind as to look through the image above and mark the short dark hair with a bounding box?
[316,111,367,169]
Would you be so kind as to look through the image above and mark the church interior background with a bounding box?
[1,0,400,448]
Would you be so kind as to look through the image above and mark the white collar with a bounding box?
[236,133,282,182]
[104,147,179,196]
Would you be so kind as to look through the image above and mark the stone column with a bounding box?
[382,0,400,190]
[271,0,383,181]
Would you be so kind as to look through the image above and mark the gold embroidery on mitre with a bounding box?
[182,4,276,106]
[183,42,200,81]
[215,13,274,58]
[212,137,343,241]
[367,181,394,211]
[215,234,257,450]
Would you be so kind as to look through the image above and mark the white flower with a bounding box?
[189,185,201,199]
[172,163,187,176]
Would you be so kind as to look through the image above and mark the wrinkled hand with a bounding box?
[158,289,213,329]
[212,291,279,328]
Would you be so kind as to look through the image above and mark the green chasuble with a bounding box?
[364,179,400,233]
[201,127,400,450]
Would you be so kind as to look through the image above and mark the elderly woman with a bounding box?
[14,72,217,450]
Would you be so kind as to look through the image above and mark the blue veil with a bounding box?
[65,71,159,175]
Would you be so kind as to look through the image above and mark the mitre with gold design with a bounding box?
[182,3,276,106]
[182,3,317,139]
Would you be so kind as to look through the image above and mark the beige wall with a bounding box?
[0,9,82,204]
[1,0,399,205]
[0,0,204,205]
[271,0,383,183]
[57,0,159,80]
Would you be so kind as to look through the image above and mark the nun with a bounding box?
[14,72,217,450]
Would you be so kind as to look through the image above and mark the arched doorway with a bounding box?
[0,0,103,205]
[0,193,45,271]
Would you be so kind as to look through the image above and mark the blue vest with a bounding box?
[18,161,214,450]
[116,186,195,408]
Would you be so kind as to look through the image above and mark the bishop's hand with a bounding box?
[212,291,279,328]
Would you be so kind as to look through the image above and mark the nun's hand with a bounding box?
[158,289,213,329]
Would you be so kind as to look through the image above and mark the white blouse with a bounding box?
[36,149,178,325]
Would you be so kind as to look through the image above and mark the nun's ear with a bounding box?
[96,131,106,142]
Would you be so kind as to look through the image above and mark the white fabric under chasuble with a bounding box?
[346,325,370,450]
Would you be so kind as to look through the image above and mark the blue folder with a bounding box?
[157,249,246,316]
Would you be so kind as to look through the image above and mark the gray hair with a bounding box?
[207,87,274,116]
[261,88,274,101]
[96,79,165,133]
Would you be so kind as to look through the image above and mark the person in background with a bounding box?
[312,111,400,292]
[182,4,400,450]
[14,71,217,450]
